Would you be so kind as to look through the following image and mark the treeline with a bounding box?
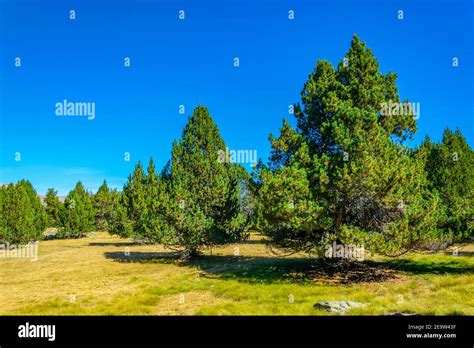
[0,180,117,243]
[1,35,472,259]
[0,180,47,244]
[1,106,252,259]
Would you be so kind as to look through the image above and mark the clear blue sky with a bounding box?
[0,0,472,195]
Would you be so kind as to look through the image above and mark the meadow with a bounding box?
[1,231,472,315]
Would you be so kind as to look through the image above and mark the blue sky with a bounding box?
[0,0,472,195]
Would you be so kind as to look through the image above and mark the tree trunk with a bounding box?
[180,246,198,260]
[335,209,344,229]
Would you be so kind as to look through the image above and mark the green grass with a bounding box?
[0,231,472,315]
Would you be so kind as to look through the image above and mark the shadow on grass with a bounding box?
[238,239,265,245]
[105,251,182,264]
[104,247,473,285]
[89,242,138,247]
[366,258,474,276]
[105,250,322,283]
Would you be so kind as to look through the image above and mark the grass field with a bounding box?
[1,231,473,315]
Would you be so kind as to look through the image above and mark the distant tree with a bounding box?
[108,159,167,241]
[0,187,4,239]
[255,35,444,258]
[418,129,474,242]
[119,162,148,239]
[44,188,62,227]
[0,181,46,244]
[136,158,173,243]
[93,181,115,231]
[58,181,95,237]
[107,189,132,238]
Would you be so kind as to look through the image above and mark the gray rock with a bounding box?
[314,301,367,313]
[382,312,421,316]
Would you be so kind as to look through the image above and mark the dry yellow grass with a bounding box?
[0,231,472,315]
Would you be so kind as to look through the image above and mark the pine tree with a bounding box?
[44,188,62,227]
[93,181,114,231]
[0,181,46,244]
[137,158,173,243]
[58,181,96,237]
[120,162,148,239]
[133,106,248,258]
[0,186,4,240]
[107,190,132,238]
[256,35,444,258]
[418,129,474,241]
[168,106,248,257]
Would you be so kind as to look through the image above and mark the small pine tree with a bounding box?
[418,129,474,242]
[137,158,173,243]
[93,181,115,231]
[0,181,46,244]
[44,188,62,227]
[120,162,148,239]
[107,189,132,238]
[58,181,96,238]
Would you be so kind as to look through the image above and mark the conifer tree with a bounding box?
[44,188,62,227]
[418,129,474,242]
[0,181,46,244]
[108,158,168,241]
[0,187,4,240]
[137,158,173,243]
[256,35,444,258]
[93,181,116,231]
[119,161,148,239]
[107,190,132,238]
[162,106,248,258]
[124,106,248,257]
[58,181,95,237]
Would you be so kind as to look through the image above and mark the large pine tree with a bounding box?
[256,35,444,257]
